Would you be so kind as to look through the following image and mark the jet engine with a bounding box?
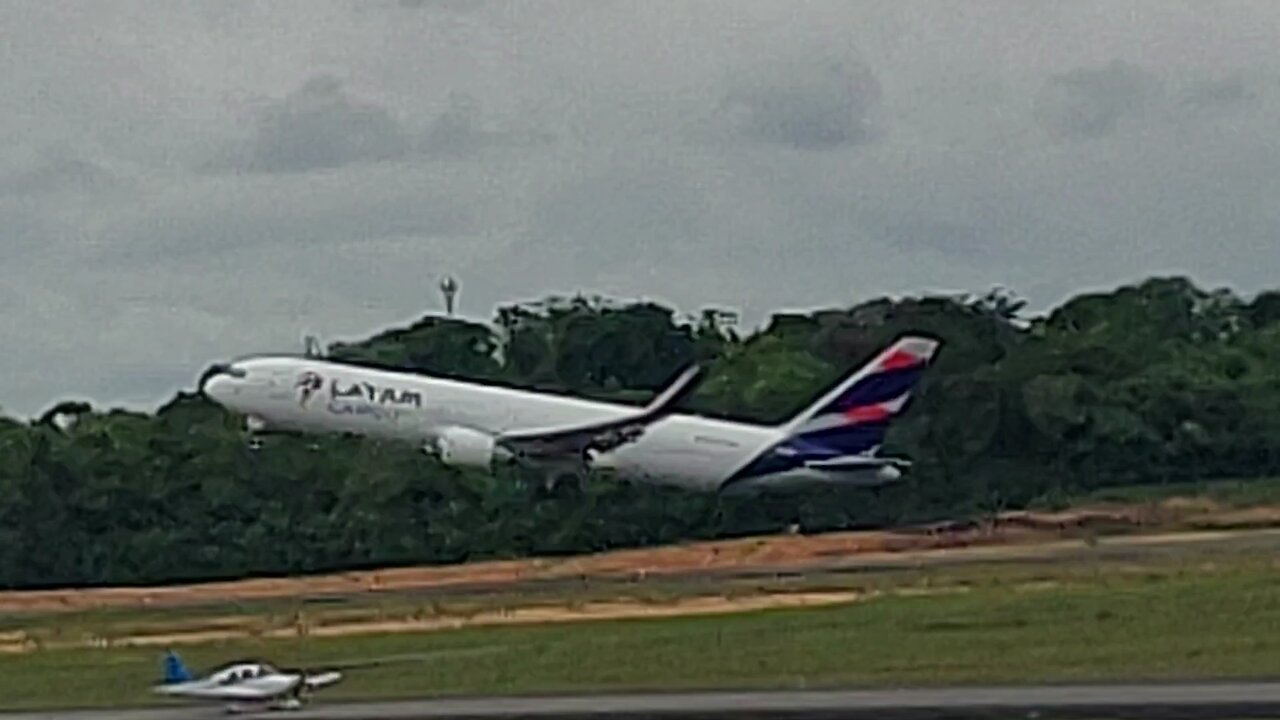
[433,427,501,469]
[875,465,903,483]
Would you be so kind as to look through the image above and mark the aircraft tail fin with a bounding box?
[778,334,941,456]
[161,650,193,685]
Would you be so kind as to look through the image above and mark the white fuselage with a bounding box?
[154,662,341,705]
[201,356,892,491]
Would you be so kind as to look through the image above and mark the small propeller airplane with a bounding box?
[152,647,476,714]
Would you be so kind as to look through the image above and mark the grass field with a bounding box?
[1051,476,1280,510]
[3,534,1280,711]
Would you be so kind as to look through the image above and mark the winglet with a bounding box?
[494,363,704,454]
[640,364,703,418]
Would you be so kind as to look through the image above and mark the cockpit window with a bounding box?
[196,363,247,391]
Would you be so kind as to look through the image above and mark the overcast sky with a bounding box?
[2,1,1279,417]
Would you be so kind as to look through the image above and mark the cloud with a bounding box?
[714,54,882,150]
[880,220,995,260]
[1034,60,1158,141]
[0,151,116,197]
[3,0,1280,417]
[1180,76,1254,109]
[526,157,708,271]
[231,75,411,174]
[395,0,486,11]
[210,77,550,173]
[419,92,555,159]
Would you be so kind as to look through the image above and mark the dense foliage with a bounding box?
[4,276,1280,589]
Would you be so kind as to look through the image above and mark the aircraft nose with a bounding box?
[202,375,234,402]
[197,363,245,403]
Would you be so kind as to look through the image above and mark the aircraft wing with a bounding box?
[495,364,703,460]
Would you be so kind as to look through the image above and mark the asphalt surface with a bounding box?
[8,682,1280,720]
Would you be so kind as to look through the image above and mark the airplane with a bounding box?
[152,648,476,713]
[197,333,942,493]
[152,649,343,713]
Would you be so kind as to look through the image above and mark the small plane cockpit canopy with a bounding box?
[213,662,276,684]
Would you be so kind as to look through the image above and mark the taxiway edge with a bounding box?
[8,681,1280,720]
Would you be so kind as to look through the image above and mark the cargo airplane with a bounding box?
[198,334,941,492]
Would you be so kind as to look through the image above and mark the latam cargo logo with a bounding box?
[295,371,324,408]
[295,370,423,412]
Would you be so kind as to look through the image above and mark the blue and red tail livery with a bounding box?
[787,334,939,449]
[724,335,941,486]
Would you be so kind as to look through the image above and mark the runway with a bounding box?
[8,681,1280,720]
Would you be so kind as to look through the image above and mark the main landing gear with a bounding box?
[243,415,267,451]
[543,470,585,497]
[513,462,587,499]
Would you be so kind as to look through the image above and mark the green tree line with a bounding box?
[3,276,1280,589]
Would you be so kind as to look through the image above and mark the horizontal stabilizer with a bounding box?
[804,455,912,471]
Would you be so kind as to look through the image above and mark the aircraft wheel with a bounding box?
[542,471,584,498]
